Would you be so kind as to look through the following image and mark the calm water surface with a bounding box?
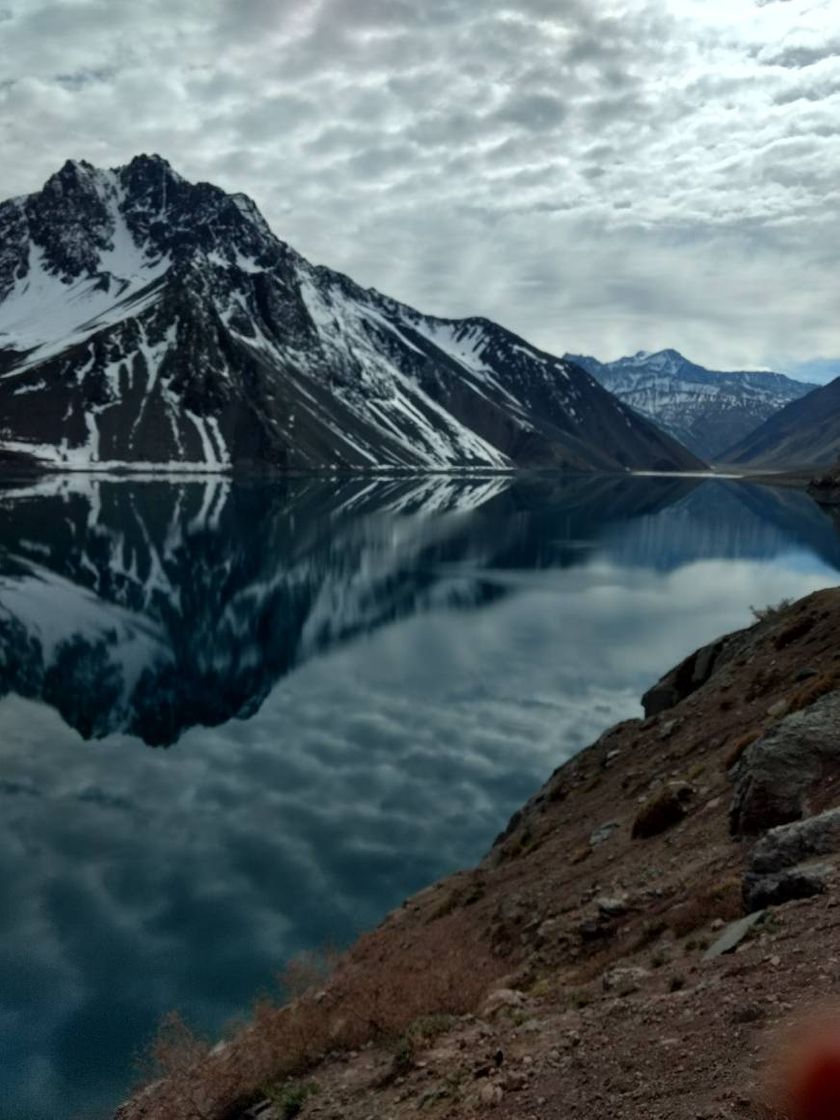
[0,472,838,1119]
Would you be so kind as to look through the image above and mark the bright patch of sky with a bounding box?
[1,0,839,380]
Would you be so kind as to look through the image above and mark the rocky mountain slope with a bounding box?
[567,348,816,461]
[723,375,840,468]
[116,586,840,1120]
[0,157,703,473]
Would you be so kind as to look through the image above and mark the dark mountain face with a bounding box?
[568,348,816,461]
[0,156,703,473]
[721,375,840,468]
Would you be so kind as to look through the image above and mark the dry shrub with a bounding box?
[667,875,742,939]
[631,782,693,839]
[750,599,792,623]
[128,918,505,1120]
[725,727,764,771]
[788,669,840,715]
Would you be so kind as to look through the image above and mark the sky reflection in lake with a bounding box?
[0,472,837,1119]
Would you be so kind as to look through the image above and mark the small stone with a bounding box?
[767,699,790,719]
[481,989,526,1018]
[590,821,620,847]
[794,667,819,683]
[478,1083,504,1107]
[597,895,630,918]
[743,864,829,910]
[703,911,766,960]
[602,965,649,995]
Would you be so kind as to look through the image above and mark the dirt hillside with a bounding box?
[119,587,840,1120]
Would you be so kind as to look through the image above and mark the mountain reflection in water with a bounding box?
[0,471,838,1120]
[2,472,838,749]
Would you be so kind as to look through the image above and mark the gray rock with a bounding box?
[703,911,765,960]
[597,895,630,918]
[794,667,819,683]
[743,864,829,910]
[729,692,840,836]
[767,699,790,719]
[750,808,840,873]
[590,820,620,847]
[602,965,649,994]
[642,631,748,717]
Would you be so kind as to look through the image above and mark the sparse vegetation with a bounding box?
[138,926,505,1120]
[668,875,742,939]
[750,598,793,622]
[788,667,840,714]
[264,1079,318,1119]
[725,727,764,770]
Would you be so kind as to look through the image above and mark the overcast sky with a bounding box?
[1,0,839,381]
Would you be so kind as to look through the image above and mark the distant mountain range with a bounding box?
[0,156,702,474]
[566,349,817,461]
[723,374,840,468]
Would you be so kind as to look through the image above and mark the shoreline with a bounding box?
[116,585,840,1120]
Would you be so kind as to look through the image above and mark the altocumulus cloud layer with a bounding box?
[1,0,839,376]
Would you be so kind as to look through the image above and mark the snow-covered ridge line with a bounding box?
[567,348,818,461]
[0,156,703,474]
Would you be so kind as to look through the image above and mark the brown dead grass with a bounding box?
[667,875,743,939]
[133,917,506,1120]
[787,668,840,715]
[724,727,764,771]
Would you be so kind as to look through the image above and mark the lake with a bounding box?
[0,472,838,1119]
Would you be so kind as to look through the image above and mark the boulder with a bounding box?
[729,692,840,836]
[642,631,747,717]
[749,808,840,873]
[743,864,829,911]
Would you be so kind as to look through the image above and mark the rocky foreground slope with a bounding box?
[119,588,840,1120]
[0,156,702,473]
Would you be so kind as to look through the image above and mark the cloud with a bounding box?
[1,0,839,374]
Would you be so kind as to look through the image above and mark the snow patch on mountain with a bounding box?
[0,157,704,474]
[567,349,817,461]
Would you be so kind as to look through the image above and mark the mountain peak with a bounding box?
[581,348,816,460]
[127,152,172,170]
[0,156,704,475]
[43,158,102,198]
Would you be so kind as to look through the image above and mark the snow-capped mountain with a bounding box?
[566,349,816,461]
[722,374,840,468]
[0,156,703,473]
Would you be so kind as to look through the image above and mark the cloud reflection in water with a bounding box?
[0,472,837,1118]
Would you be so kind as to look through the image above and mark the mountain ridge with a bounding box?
[721,373,840,468]
[567,347,817,460]
[0,156,704,474]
